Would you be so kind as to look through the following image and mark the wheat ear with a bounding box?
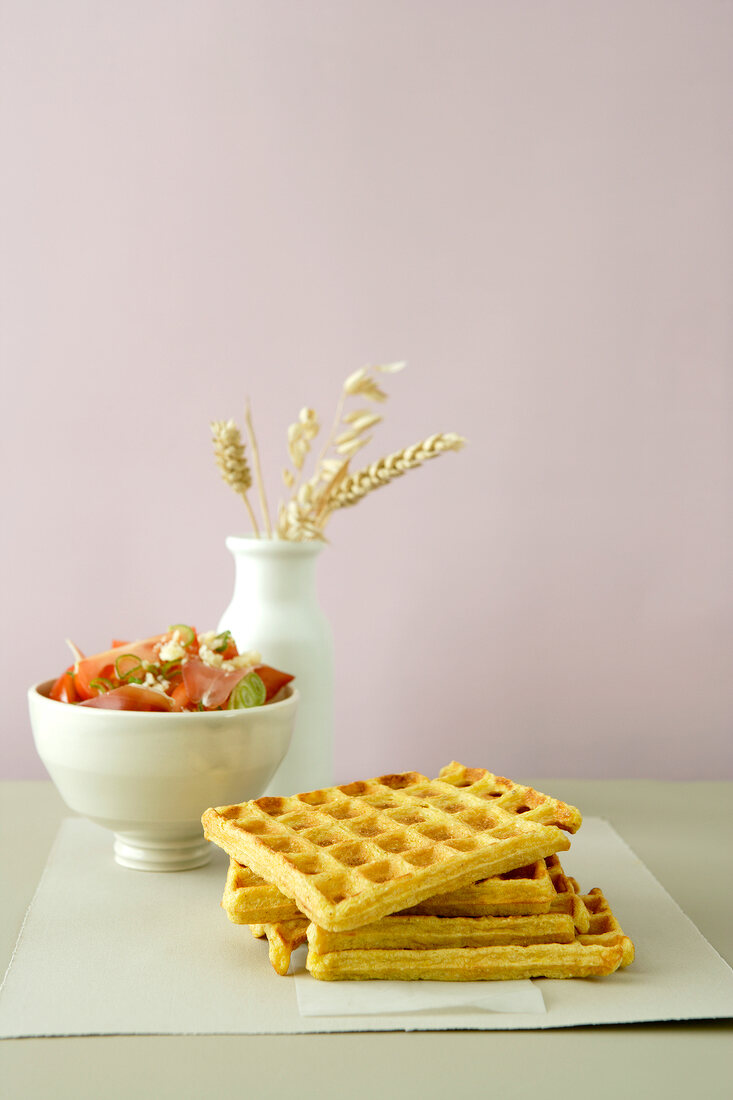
[211,419,260,536]
[327,433,466,509]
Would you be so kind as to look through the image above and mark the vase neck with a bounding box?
[225,537,323,603]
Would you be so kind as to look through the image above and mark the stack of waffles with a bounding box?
[201,763,634,982]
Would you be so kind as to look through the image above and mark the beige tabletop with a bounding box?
[1,778,732,1099]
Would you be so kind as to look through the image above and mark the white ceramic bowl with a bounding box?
[28,680,298,872]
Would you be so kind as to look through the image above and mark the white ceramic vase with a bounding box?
[217,536,334,795]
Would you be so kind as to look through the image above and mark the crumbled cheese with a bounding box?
[158,630,187,663]
[198,643,224,669]
[199,642,263,672]
[141,672,170,695]
[237,649,262,668]
[221,654,254,672]
[198,638,260,668]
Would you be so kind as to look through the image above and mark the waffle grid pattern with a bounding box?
[222,856,564,925]
[203,772,570,931]
[439,762,583,833]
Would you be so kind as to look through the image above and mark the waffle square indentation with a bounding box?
[258,835,301,853]
[375,832,417,855]
[300,826,345,848]
[323,802,365,821]
[329,841,374,867]
[358,859,397,884]
[457,807,498,831]
[284,853,326,875]
[401,847,441,868]
[347,817,385,838]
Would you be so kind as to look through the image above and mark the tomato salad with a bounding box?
[49,625,294,713]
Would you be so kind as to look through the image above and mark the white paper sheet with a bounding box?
[294,960,546,1015]
[1,816,732,1035]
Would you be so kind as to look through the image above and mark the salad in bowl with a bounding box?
[30,625,298,870]
[49,624,294,713]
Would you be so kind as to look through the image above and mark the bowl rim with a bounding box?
[29,678,299,717]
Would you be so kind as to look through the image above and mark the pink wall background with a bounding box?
[2,0,731,781]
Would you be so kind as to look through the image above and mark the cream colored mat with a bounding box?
[1,817,732,1034]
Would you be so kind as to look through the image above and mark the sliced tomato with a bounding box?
[50,669,79,704]
[78,684,181,712]
[254,665,295,702]
[170,682,191,709]
[74,635,167,699]
[182,656,248,709]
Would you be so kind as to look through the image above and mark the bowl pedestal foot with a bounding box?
[113,832,211,872]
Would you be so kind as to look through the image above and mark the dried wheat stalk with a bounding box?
[312,362,404,477]
[244,399,272,537]
[212,362,465,540]
[276,455,355,540]
[282,407,320,491]
[326,433,466,510]
[211,419,260,536]
[277,482,326,541]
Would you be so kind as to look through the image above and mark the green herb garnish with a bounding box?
[168,624,196,646]
[89,677,115,694]
[226,671,266,709]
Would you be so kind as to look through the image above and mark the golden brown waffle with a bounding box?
[247,888,616,978]
[202,772,571,932]
[306,890,634,981]
[397,859,554,917]
[439,762,583,833]
[308,911,576,953]
[577,888,635,966]
[406,853,590,931]
[253,910,574,979]
[223,852,589,926]
[249,887,626,978]
[218,765,581,924]
[223,861,301,924]
[249,919,310,976]
[244,856,589,976]
[223,857,555,924]
[546,853,590,932]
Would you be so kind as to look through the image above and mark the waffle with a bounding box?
[249,885,620,978]
[577,888,635,964]
[223,856,551,924]
[439,762,583,833]
[223,861,302,924]
[251,912,576,978]
[217,766,582,924]
[246,855,589,975]
[223,851,589,927]
[546,853,590,932]
[202,772,571,932]
[305,890,634,981]
[392,859,554,916]
[308,911,576,953]
[250,919,310,976]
